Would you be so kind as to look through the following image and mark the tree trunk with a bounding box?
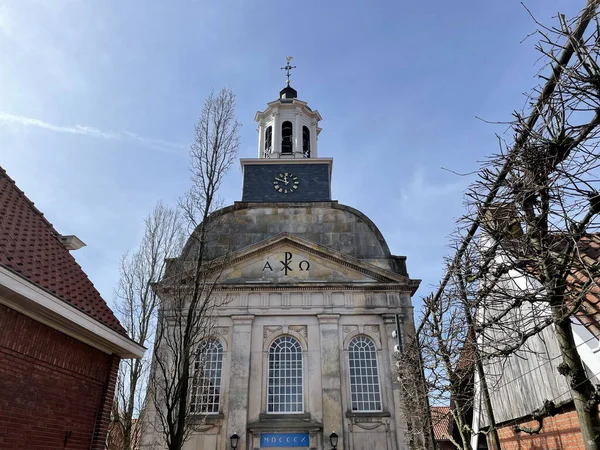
[553,312,600,450]
[451,399,474,450]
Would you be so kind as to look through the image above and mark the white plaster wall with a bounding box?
[572,320,600,382]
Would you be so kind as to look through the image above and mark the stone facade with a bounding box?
[142,82,420,450]
[144,212,419,450]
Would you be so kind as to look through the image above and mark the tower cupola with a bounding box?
[255,57,322,159]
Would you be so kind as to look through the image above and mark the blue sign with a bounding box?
[261,433,309,447]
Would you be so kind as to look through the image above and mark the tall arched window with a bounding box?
[302,126,310,158]
[191,340,223,414]
[281,121,293,154]
[268,336,303,413]
[348,336,382,412]
[264,126,272,158]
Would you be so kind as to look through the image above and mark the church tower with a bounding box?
[242,59,331,203]
[142,60,422,450]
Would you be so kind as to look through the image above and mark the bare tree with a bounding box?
[396,325,436,450]
[398,273,481,450]
[409,4,600,450]
[145,88,240,450]
[111,202,184,450]
[446,3,600,449]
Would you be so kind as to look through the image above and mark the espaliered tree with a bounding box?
[402,2,600,450]
[460,3,600,447]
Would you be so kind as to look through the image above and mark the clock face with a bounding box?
[273,172,299,194]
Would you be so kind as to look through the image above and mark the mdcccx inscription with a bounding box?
[260,433,310,448]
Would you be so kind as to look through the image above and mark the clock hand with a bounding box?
[274,177,286,183]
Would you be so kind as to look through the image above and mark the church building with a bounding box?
[143,64,421,450]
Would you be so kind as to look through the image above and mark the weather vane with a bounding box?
[281,56,296,86]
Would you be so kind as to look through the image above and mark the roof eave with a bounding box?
[0,265,145,359]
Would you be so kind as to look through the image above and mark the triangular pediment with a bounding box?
[214,233,409,285]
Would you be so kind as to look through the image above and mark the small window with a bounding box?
[302,126,310,158]
[348,336,382,412]
[191,340,223,414]
[268,336,303,413]
[282,121,293,154]
[265,126,273,155]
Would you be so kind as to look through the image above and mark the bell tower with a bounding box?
[255,57,322,159]
[241,58,333,203]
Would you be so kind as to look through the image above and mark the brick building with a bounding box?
[0,167,145,450]
[470,231,600,450]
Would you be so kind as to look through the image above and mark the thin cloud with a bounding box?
[0,112,187,154]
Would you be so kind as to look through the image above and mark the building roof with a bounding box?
[0,166,127,336]
[430,406,452,442]
[567,234,600,339]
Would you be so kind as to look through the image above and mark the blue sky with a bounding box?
[0,1,582,315]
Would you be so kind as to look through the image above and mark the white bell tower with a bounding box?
[255,57,322,159]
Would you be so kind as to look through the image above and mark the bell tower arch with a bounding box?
[255,57,322,159]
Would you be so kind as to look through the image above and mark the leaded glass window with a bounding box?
[348,336,382,412]
[267,336,303,413]
[191,340,223,414]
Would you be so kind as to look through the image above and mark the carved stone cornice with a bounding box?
[382,314,404,324]
[231,315,254,325]
[215,283,417,292]
[317,314,340,324]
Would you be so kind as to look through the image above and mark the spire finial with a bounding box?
[281,56,296,86]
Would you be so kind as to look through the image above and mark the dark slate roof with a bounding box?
[0,166,127,336]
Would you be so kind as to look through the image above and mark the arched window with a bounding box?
[302,126,310,158]
[348,336,382,412]
[264,126,272,158]
[191,339,223,414]
[281,121,293,154]
[268,336,303,413]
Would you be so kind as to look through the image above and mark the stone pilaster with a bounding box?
[227,315,254,450]
[272,110,281,158]
[317,314,343,449]
[310,121,318,158]
[294,110,302,158]
[257,122,264,158]
[382,314,409,450]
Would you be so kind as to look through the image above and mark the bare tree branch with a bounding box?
[144,88,240,450]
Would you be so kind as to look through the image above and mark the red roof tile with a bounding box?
[567,234,600,339]
[430,406,452,441]
[0,166,127,336]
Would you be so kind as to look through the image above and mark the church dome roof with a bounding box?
[180,202,407,275]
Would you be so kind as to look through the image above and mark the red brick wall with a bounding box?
[496,408,590,450]
[0,303,120,450]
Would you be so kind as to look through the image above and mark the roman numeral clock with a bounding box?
[240,160,332,202]
[273,172,299,194]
